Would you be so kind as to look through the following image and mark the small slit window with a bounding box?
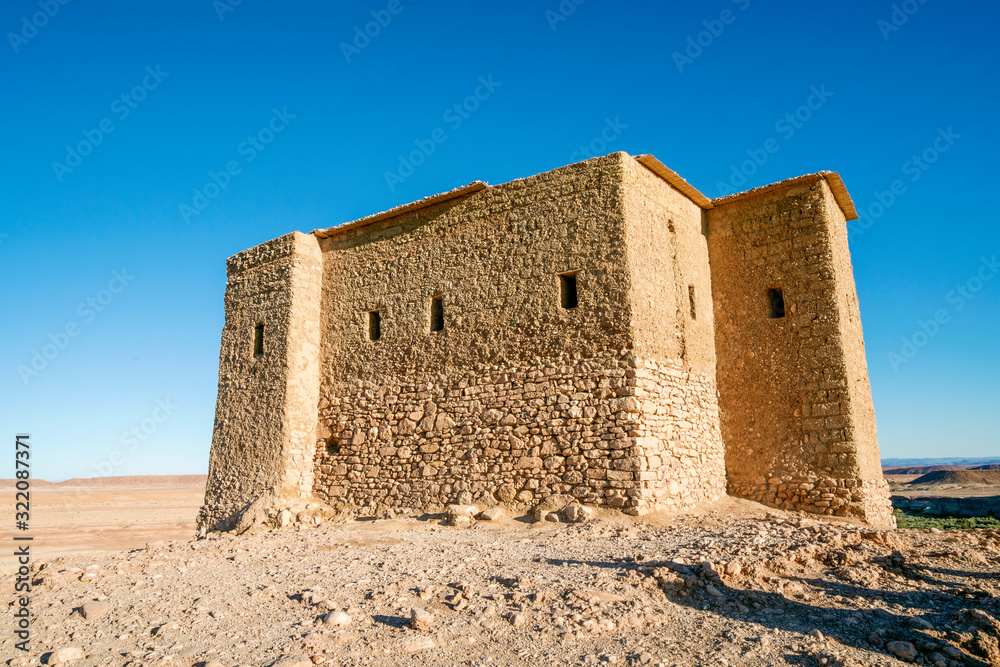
[560,273,578,309]
[253,323,264,356]
[430,296,444,332]
[368,311,381,341]
[688,285,697,320]
[767,288,785,319]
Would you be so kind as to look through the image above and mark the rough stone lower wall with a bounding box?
[707,178,894,528]
[199,232,322,532]
[619,156,727,508]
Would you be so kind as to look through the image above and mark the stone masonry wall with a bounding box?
[199,232,322,532]
[311,153,724,513]
[707,178,894,528]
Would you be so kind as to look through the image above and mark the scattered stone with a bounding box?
[886,641,917,662]
[401,636,436,653]
[48,647,85,665]
[324,611,351,627]
[277,510,292,527]
[80,601,110,620]
[909,616,934,630]
[269,656,312,667]
[205,661,224,667]
[446,505,478,525]
[410,607,434,631]
[508,612,526,627]
[477,507,504,522]
[562,505,593,523]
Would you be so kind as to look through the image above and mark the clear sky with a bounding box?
[2,0,997,481]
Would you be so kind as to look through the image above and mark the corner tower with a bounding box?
[706,174,894,528]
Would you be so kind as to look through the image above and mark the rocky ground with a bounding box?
[4,497,999,667]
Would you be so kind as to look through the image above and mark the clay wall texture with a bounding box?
[199,152,894,531]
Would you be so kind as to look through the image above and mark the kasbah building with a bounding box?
[198,152,896,534]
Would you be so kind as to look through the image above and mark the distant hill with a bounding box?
[883,465,966,475]
[0,475,207,488]
[882,457,1000,468]
[909,470,1000,486]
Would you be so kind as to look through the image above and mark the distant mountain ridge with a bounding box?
[0,475,207,488]
[882,457,1000,467]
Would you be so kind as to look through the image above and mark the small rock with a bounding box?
[477,507,504,522]
[562,505,593,523]
[401,636,435,653]
[886,641,917,662]
[269,656,312,667]
[704,585,724,598]
[277,510,292,527]
[809,629,825,641]
[446,505,478,525]
[724,561,742,577]
[909,616,934,630]
[508,612,525,627]
[48,647,85,664]
[324,611,351,627]
[205,661,224,667]
[80,601,110,620]
[930,527,943,534]
[410,607,434,631]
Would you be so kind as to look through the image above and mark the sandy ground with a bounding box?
[0,478,204,575]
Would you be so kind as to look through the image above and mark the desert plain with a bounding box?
[1,472,999,667]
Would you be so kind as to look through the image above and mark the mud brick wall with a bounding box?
[707,177,894,528]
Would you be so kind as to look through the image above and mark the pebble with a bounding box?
[401,636,436,653]
[886,641,917,662]
[477,507,505,522]
[205,661,224,667]
[324,611,351,627]
[269,656,312,667]
[410,607,435,631]
[48,647,85,664]
[80,601,110,620]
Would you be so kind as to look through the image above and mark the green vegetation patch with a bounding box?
[893,509,1000,530]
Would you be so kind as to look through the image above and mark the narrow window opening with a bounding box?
[688,285,697,320]
[253,323,264,356]
[560,273,578,309]
[325,438,340,455]
[430,296,444,332]
[767,288,786,319]
[368,311,381,341]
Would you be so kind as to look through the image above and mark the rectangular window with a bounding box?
[368,311,381,341]
[767,288,786,319]
[253,323,264,356]
[688,285,697,320]
[560,273,578,309]
[430,296,444,332]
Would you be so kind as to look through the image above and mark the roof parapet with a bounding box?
[312,181,489,239]
[711,171,858,221]
[634,154,714,210]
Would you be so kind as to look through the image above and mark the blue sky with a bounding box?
[1,0,996,480]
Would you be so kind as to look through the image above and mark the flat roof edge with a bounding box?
[634,155,714,210]
[711,171,858,221]
[312,181,490,239]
